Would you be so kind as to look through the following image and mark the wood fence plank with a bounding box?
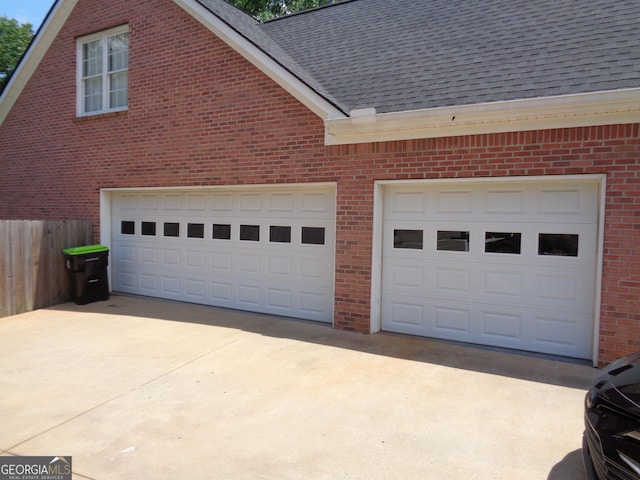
[60,220,73,303]
[12,221,26,314]
[0,221,13,317]
[0,219,93,318]
[52,220,66,305]
[22,221,31,313]
[30,220,45,310]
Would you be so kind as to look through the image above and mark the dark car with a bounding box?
[583,352,640,480]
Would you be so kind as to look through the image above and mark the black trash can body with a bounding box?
[63,245,110,305]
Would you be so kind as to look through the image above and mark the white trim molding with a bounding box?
[326,89,640,145]
[0,0,79,126]
[370,174,606,366]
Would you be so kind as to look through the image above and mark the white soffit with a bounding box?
[325,89,640,145]
[0,0,79,126]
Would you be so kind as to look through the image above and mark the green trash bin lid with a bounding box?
[63,244,109,256]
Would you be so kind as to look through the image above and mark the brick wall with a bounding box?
[327,128,640,364]
[1,0,639,364]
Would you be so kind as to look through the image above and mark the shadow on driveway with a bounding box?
[48,294,598,390]
[3,294,595,480]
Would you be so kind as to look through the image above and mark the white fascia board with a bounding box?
[173,0,345,121]
[325,88,640,145]
[0,0,79,126]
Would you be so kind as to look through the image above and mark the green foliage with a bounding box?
[0,16,34,91]
[228,0,341,20]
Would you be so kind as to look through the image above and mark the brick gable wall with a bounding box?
[1,0,638,364]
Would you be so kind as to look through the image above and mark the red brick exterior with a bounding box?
[1,0,639,364]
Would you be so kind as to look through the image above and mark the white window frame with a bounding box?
[76,25,129,117]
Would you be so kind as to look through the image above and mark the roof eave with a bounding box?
[325,88,640,145]
[0,0,79,126]
[174,0,345,121]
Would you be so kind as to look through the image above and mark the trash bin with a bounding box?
[62,244,110,305]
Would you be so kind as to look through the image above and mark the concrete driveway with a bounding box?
[0,295,596,480]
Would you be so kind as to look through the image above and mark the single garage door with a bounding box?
[381,178,600,359]
[110,186,335,322]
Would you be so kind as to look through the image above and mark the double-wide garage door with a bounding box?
[110,186,335,322]
[381,178,600,359]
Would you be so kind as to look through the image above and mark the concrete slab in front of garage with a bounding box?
[0,295,595,480]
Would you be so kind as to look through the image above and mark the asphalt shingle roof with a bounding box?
[199,0,640,115]
[197,0,346,110]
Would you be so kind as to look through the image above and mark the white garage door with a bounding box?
[110,186,335,322]
[381,178,600,359]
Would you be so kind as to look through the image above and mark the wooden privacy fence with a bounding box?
[0,220,93,318]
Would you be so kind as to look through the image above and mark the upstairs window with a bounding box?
[77,26,129,116]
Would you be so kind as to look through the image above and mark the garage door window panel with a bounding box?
[121,221,135,235]
[213,224,231,240]
[538,233,579,257]
[141,222,156,236]
[187,223,205,239]
[302,227,325,245]
[485,232,521,254]
[164,222,179,237]
[437,230,470,252]
[394,229,423,249]
[240,225,260,241]
[270,226,291,243]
